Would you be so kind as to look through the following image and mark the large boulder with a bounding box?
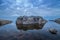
[0,19,12,26]
[16,16,47,30]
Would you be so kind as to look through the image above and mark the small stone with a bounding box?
[49,29,57,34]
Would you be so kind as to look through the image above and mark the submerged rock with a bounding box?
[49,29,57,34]
[0,19,12,26]
[16,16,47,30]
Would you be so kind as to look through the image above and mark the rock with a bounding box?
[50,18,60,24]
[49,29,57,34]
[16,16,47,30]
[54,18,60,24]
[0,19,12,26]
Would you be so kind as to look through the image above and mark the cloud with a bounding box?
[11,13,20,16]
[0,0,60,18]
[6,7,60,17]
[23,8,60,16]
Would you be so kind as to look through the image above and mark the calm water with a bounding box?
[0,17,60,40]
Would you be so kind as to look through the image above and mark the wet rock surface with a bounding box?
[0,19,12,26]
[49,29,57,34]
[16,16,47,30]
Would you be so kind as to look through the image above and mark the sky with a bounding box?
[0,0,60,18]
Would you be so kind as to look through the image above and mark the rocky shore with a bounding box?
[50,18,60,24]
[54,18,60,24]
[0,19,12,26]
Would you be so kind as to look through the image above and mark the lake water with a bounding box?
[0,17,60,40]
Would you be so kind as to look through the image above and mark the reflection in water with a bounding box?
[0,21,60,40]
[16,23,45,31]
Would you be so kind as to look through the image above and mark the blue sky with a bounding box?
[0,0,60,18]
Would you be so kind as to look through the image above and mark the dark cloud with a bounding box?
[42,0,60,8]
[0,0,60,17]
[0,0,16,10]
[28,0,60,8]
[0,0,3,4]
